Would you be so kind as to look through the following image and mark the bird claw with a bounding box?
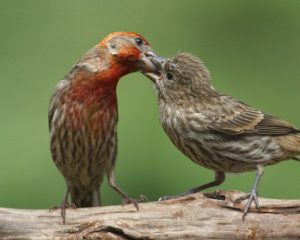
[49,201,76,224]
[235,189,260,220]
[122,197,139,211]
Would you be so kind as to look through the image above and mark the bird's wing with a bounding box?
[48,80,70,130]
[48,91,59,130]
[208,96,300,136]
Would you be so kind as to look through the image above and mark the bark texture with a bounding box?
[1,191,300,240]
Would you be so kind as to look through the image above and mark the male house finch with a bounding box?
[49,32,157,223]
[145,52,300,218]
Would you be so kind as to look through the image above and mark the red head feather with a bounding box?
[99,31,150,46]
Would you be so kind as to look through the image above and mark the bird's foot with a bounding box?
[49,201,76,224]
[235,189,260,220]
[122,196,140,211]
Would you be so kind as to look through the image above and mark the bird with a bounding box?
[49,32,158,223]
[144,52,300,219]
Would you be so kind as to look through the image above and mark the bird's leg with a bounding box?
[159,171,225,201]
[49,186,76,224]
[95,189,102,206]
[107,171,139,211]
[235,165,263,220]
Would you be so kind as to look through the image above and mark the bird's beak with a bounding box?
[143,71,160,83]
[138,50,160,72]
[150,55,166,70]
[143,55,166,83]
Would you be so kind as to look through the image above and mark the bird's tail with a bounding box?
[69,186,101,207]
[293,157,300,162]
[278,134,300,159]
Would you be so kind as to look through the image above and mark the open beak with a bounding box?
[139,50,159,72]
[142,55,166,83]
[143,71,161,83]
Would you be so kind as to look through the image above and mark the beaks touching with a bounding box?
[143,55,166,83]
[143,71,161,83]
[139,50,158,72]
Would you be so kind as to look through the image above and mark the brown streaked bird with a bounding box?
[49,32,157,223]
[144,52,300,219]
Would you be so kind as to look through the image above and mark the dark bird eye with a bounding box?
[166,72,173,80]
[134,37,143,46]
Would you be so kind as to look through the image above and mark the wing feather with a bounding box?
[208,96,299,136]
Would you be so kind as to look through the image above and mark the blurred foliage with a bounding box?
[0,0,300,209]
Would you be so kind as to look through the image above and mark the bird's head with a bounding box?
[65,32,160,104]
[99,32,158,74]
[144,52,215,103]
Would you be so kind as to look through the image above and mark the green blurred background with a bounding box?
[0,0,300,209]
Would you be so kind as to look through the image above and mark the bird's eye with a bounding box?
[134,37,143,46]
[166,72,173,80]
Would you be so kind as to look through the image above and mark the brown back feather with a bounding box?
[209,96,300,136]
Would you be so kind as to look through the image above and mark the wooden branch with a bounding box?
[1,190,300,239]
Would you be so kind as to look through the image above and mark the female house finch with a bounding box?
[49,32,157,223]
[145,52,300,218]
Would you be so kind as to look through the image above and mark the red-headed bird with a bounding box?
[49,32,157,223]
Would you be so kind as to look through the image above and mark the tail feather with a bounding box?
[293,157,300,161]
[277,134,300,157]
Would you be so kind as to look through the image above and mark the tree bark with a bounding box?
[1,190,300,240]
